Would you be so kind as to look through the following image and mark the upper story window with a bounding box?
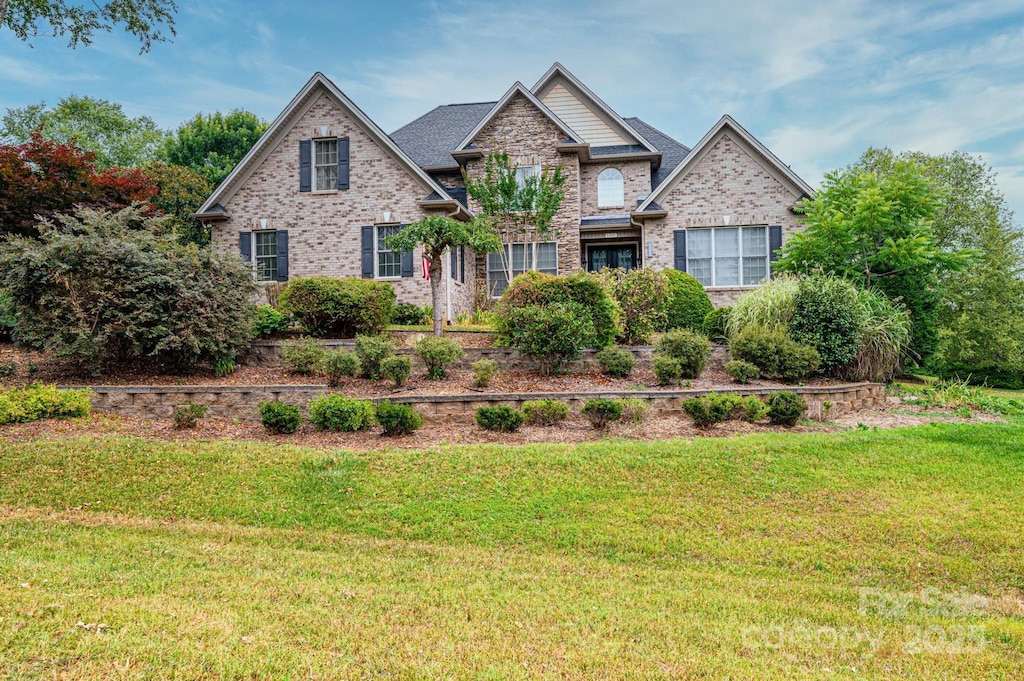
[314,139,338,191]
[687,226,768,287]
[597,168,624,207]
[515,164,541,189]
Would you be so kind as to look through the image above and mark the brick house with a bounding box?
[197,63,813,315]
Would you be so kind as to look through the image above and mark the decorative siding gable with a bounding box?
[541,84,628,147]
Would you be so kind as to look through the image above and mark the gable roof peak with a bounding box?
[453,80,585,151]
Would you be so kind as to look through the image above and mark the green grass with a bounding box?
[2,422,1023,678]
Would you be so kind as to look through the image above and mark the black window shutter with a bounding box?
[768,225,783,265]
[459,245,466,283]
[239,231,252,262]
[337,137,350,190]
[275,230,289,281]
[450,247,457,280]
[361,225,374,278]
[400,248,414,278]
[673,230,687,272]
[299,140,312,192]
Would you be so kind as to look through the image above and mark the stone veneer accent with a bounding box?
[76,382,887,424]
[641,132,805,306]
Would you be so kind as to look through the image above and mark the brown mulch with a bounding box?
[0,343,834,394]
[0,404,999,454]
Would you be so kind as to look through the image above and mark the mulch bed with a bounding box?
[0,405,997,453]
[1,342,835,395]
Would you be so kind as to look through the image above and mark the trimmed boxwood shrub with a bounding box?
[278,276,395,337]
[596,345,635,378]
[415,336,463,379]
[682,392,740,429]
[662,269,713,332]
[500,302,596,375]
[0,384,92,425]
[252,304,292,339]
[354,334,394,380]
[657,329,712,379]
[788,275,863,375]
[522,399,569,426]
[496,270,620,350]
[259,401,301,434]
[725,359,760,384]
[737,395,768,422]
[375,401,423,436]
[766,391,807,426]
[381,355,412,387]
[581,398,623,429]
[323,350,360,387]
[729,326,820,382]
[476,405,524,432]
[391,302,428,326]
[703,306,731,344]
[471,359,499,388]
[308,394,375,431]
[280,336,324,375]
[653,354,683,386]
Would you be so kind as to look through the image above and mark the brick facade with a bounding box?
[641,132,805,306]
[579,160,650,216]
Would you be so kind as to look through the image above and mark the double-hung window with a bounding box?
[515,164,541,188]
[254,231,278,282]
[486,242,557,297]
[687,226,769,287]
[313,139,338,191]
[376,224,402,278]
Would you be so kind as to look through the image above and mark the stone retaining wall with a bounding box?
[75,382,887,423]
[246,339,729,372]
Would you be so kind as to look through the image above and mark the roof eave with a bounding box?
[631,209,667,219]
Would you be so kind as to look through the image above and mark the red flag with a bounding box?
[422,255,430,280]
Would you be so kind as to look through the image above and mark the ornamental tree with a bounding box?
[384,215,501,336]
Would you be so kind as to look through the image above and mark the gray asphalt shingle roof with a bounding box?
[390,103,692,195]
[390,102,496,169]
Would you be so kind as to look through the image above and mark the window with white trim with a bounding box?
[486,242,557,297]
[515,164,541,188]
[687,226,769,287]
[376,224,402,278]
[254,231,278,282]
[597,168,624,207]
[313,138,338,191]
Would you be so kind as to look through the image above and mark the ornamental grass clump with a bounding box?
[843,289,912,382]
[726,274,799,338]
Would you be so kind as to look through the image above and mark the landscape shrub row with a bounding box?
[257,397,424,436]
[0,384,92,425]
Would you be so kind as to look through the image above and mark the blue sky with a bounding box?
[2,0,1023,223]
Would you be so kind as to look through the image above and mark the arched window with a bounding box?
[597,168,624,207]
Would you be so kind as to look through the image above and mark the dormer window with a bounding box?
[598,168,624,207]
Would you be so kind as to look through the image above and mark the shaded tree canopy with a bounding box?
[159,110,269,187]
[1,0,177,52]
[2,95,167,168]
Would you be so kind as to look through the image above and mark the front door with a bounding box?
[587,244,638,272]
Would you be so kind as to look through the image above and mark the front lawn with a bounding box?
[1,422,1022,678]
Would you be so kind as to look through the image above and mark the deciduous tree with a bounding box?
[1,0,177,52]
[159,110,268,187]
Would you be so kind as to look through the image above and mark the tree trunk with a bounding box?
[430,250,444,336]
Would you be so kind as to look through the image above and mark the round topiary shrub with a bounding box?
[380,355,412,387]
[308,394,375,431]
[652,354,684,386]
[724,359,760,384]
[702,306,731,343]
[259,401,301,434]
[662,269,713,332]
[788,275,863,375]
[415,336,463,379]
[496,270,620,350]
[737,395,768,422]
[657,329,712,379]
[581,398,623,429]
[476,405,524,432]
[522,399,569,426]
[682,392,740,429]
[375,401,423,436]
[596,345,635,378]
[278,276,395,337]
[766,391,807,426]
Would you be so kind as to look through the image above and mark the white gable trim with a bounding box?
[198,72,460,216]
[637,115,814,213]
[532,62,657,153]
[453,81,585,152]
